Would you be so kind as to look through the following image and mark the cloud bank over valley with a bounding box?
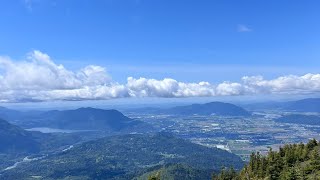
[0,50,319,102]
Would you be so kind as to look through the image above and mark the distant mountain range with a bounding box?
[275,114,320,125]
[0,107,23,122]
[128,101,251,116]
[0,107,152,133]
[285,98,320,112]
[243,98,320,113]
[31,107,144,131]
[1,133,244,179]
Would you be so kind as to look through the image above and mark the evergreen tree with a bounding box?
[215,140,320,180]
[307,139,318,150]
[148,171,161,180]
[310,149,320,171]
[283,167,298,180]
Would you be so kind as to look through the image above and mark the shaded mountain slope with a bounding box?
[22,107,147,131]
[0,118,40,154]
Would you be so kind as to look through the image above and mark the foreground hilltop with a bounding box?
[214,139,320,180]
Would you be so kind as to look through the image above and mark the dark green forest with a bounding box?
[213,139,320,180]
[1,133,243,179]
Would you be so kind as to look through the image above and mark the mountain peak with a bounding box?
[169,101,251,116]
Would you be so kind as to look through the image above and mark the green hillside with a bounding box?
[1,133,243,180]
[137,164,212,180]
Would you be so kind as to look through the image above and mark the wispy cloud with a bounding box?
[0,51,319,102]
[237,24,252,32]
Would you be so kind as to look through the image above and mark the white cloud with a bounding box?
[0,50,319,102]
[0,50,111,91]
[0,50,113,102]
[215,82,246,96]
[126,77,215,97]
[237,24,252,32]
[242,74,320,94]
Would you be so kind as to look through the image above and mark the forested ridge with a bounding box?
[213,139,320,180]
[1,133,243,179]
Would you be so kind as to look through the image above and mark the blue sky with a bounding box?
[0,0,319,104]
[0,0,319,83]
